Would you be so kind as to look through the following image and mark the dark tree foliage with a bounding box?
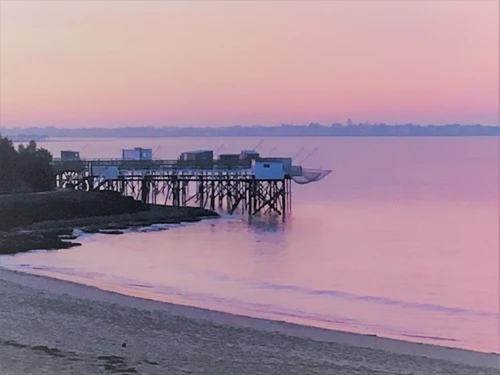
[0,136,19,194]
[0,135,54,194]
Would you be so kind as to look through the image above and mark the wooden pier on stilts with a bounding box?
[52,148,329,219]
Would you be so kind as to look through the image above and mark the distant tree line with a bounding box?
[0,123,498,138]
[0,135,54,195]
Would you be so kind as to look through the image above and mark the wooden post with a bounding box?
[210,180,215,210]
[140,178,149,203]
[282,180,286,221]
[172,176,179,206]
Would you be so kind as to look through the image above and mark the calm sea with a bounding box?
[2,137,498,353]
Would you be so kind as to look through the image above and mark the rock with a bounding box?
[180,217,202,223]
[107,223,129,230]
[58,234,78,240]
[80,226,100,234]
[98,230,123,235]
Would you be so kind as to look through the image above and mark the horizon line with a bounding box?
[1,123,499,130]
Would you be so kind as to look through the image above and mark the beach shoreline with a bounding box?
[0,266,498,374]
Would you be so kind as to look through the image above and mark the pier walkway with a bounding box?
[51,150,331,217]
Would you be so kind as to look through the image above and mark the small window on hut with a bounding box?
[263,164,270,168]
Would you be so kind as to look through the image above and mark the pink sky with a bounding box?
[0,0,498,128]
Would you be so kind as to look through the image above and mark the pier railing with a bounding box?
[51,159,255,173]
[51,158,329,218]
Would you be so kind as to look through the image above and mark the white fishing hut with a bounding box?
[240,150,259,167]
[252,157,293,180]
[60,150,80,161]
[178,150,214,167]
[122,148,153,161]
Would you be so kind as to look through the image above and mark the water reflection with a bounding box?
[1,137,498,353]
[247,214,288,233]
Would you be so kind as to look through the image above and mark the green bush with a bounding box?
[0,135,54,194]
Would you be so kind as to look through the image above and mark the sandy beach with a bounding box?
[0,267,498,375]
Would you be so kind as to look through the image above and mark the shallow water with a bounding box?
[2,137,498,353]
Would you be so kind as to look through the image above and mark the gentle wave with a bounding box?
[249,282,499,318]
[2,263,486,346]
[15,263,498,319]
[198,273,499,318]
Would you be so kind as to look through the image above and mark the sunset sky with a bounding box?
[0,0,498,128]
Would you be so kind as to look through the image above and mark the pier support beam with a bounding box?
[54,171,293,218]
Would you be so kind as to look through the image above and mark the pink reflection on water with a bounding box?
[2,137,498,353]
[3,198,498,352]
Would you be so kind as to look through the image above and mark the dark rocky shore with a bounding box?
[0,190,218,255]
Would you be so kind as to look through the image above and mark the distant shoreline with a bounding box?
[6,134,500,145]
[2,124,499,141]
[22,134,500,139]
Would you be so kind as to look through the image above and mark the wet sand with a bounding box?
[0,267,498,375]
